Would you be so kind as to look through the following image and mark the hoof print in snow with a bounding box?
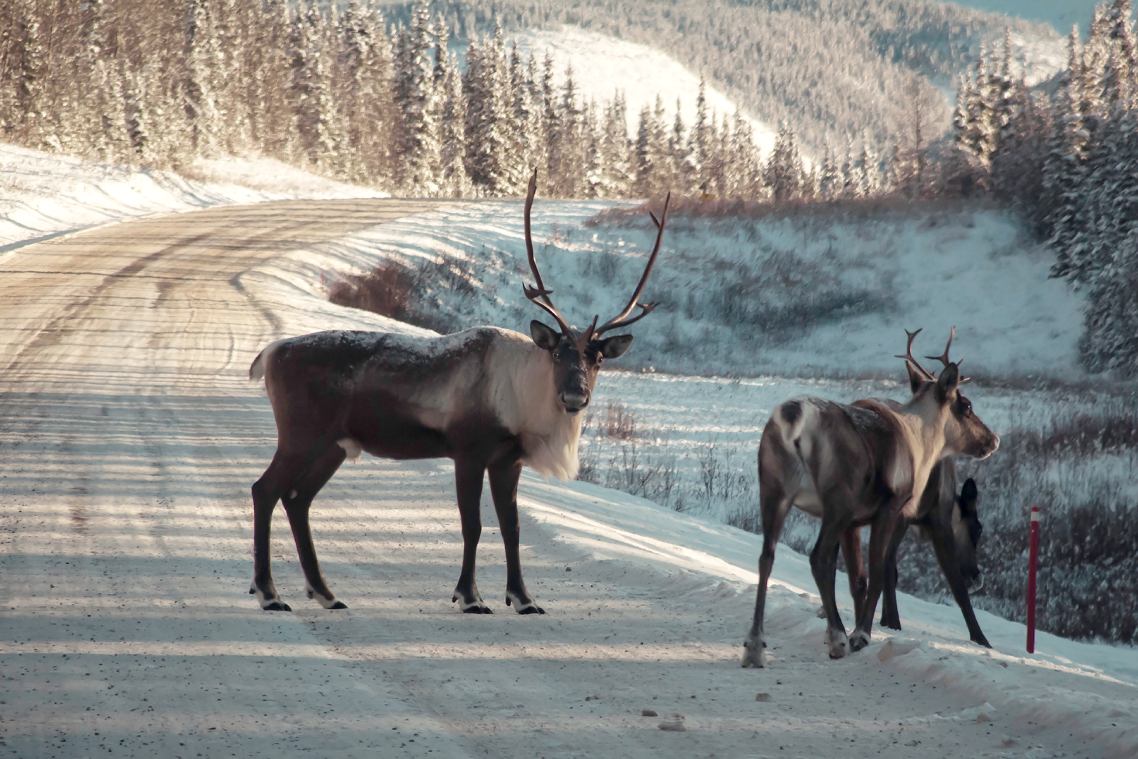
[641,709,658,717]
[658,715,686,732]
[262,601,291,612]
[755,692,771,702]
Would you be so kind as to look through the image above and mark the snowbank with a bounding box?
[0,142,383,254]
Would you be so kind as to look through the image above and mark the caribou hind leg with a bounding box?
[812,505,853,659]
[850,505,902,651]
[452,457,492,613]
[743,427,797,668]
[840,527,868,624]
[741,491,792,668]
[281,444,348,609]
[488,459,545,614]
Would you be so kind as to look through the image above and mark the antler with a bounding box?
[895,327,936,381]
[924,325,972,383]
[522,169,574,336]
[596,192,671,335]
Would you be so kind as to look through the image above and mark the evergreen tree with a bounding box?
[764,123,804,202]
[394,1,439,192]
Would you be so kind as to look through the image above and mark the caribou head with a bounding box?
[896,327,1000,461]
[522,170,669,414]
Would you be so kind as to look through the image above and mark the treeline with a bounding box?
[387,0,1057,157]
[0,0,916,202]
[946,0,1138,372]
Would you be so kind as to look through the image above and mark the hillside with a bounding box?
[508,27,778,158]
[399,0,1064,155]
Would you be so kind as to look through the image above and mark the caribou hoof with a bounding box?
[849,630,870,652]
[973,634,992,649]
[741,638,767,668]
[827,629,850,659]
[306,586,348,610]
[453,593,493,614]
[262,600,292,612]
[505,592,545,615]
[881,616,902,631]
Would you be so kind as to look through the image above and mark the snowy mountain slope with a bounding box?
[0,142,384,254]
[2,197,1135,758]
[509,26,780,159]
[411,0,1064,154]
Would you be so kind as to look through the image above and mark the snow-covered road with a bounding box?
[1,202,1135,758]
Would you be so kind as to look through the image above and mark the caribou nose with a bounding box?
[559,392,588,413]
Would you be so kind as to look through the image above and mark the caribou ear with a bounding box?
[960,478,979,513]
[905,361,926,394]
[530,320,560,351]
[936,362,960,402]
[596,334,634,359]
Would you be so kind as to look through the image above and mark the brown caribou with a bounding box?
[248,171,669,613]
[841,459,989,648]
[741,328,999,667]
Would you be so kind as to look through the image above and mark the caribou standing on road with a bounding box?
[844,459,989,647]
[741,328,999,667]
[247,171,669,613]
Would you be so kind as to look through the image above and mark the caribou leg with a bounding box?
[850,505,902,651]
[250,450,303,611]
[840,527,867,624]
[488,458,544,614]
[879,517,910,631]
[931,527,991,647]
[282,445,348,610]
[812,511,851,660]
[452,457,491,613]
[742,492,793,668]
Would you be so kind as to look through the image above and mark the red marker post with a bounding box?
[1026,505,1041,653]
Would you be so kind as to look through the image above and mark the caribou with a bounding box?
[741,328,999,667]
[247,171,669,613]
[842,460,989,648]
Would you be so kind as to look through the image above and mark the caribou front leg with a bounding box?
[879,516,910,631]
[489,459,545,614]
[452,457,491,613]
[931,528,991,647]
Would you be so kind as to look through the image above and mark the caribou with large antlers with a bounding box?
[247,171,669,613]
[741,328,999,667]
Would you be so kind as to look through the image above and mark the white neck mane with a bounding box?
[487,331,584,480]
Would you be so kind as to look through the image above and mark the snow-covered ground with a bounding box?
[509,26,780,158]
[0,143,384,254]
[2,153,1135,756]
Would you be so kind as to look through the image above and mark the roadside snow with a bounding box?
[0,142,383,254]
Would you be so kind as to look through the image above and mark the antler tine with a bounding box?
[597,191,670,334]
[925,325,960,368]
[522,169,573,335]
[923,326,974,383]
[894,327,936,380]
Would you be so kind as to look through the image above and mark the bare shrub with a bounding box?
[328,257,472,334]
[600,402,637,440]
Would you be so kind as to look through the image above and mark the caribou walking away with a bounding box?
[742,328,999,668]
[247,170,670,614]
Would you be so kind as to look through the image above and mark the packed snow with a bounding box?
[0,142,384,255]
